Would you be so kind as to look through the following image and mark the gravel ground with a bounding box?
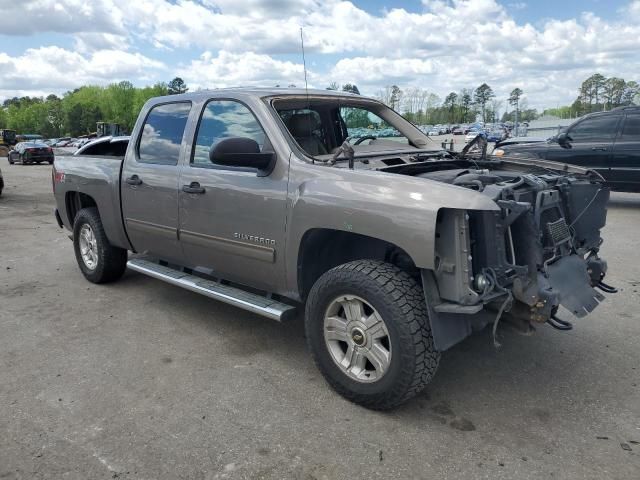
[1,163,639,480]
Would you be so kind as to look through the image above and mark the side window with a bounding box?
[568,115,620,142]
[192,100,266,166]
[621,115,640,139]
[138,102,191,165]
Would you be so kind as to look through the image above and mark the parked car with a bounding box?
[53,88,613,409]
[452,127,464,135]
[486,129,507,142]
[7,142,54,164]
[493,106,640,192]
[465,130,483,142]
[53,138,72,147]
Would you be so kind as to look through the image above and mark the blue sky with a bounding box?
[1,0,639,111]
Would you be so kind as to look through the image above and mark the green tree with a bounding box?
[460,89,473,122]
[342,83,360,95]
[167,77,188,95]
[443,92,458,123]
[473,83,494,123]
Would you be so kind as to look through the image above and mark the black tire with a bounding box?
[73,207,127,283]
[305,260,440,410]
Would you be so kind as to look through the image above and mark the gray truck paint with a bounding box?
[54,89,497,297]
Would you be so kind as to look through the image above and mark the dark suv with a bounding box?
[493,106,640,192]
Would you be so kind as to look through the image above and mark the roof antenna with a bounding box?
[300,27,309,102]
[300,26,314,163]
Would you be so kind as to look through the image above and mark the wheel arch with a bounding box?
[296,228,420,300]
[65,191,98,226]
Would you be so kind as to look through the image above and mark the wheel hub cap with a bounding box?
[78,224,98,270]
[351,328,366,346]
[323,295,392,383]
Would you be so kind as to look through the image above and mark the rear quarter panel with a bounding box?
[53,155,131,250]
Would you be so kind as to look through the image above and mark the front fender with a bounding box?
[285,168,499,294]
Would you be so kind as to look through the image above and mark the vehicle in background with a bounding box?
[452,127,464,135]
[427,129,440,136]
[53,88,613,410]
[17,134,44,143]
[486,129,507,143]
[493,106,640,192]
[0,129,17,156]
[465,130,483,142]
[8,141,54,165]
[74,136,130,157]
[70,138,91,148]
[96,122,123,138]
[52,138,72,147]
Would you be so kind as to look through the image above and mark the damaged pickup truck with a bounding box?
[52,88,614,409]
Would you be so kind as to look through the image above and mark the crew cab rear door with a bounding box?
[121,101,192,264]
[609,113,640,192]
[177,98,288,292]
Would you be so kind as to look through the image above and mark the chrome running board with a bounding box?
[127,258,296,321]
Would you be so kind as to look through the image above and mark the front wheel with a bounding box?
[73,207,127,283]
[305,260,440,410]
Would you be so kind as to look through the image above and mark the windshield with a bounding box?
[272,96,432,159]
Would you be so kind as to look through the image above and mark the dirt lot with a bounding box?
[1,164,639,480]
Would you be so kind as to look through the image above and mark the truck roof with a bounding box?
[150,87,364,103]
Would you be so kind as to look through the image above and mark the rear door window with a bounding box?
[621,114,640,139]
[138,102,191,165]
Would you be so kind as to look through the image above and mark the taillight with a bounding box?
[52,165,64,193]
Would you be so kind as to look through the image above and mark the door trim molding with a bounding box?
[179,229,275,263]
[125,218,177,240]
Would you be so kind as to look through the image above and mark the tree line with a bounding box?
[372,83,531,125]
[543,74,639,119]
[0,77,189,138]
[1,74,638,137]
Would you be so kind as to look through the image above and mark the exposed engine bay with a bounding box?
[373,151,614,348]
[273,95,615,348]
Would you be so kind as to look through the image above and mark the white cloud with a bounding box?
[0,0,125,36]
[180,51,305,90]
[1,0,639,109]
[0,47,165,92]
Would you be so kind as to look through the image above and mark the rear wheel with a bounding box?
[305,260,440,410]
[73,207,127,283]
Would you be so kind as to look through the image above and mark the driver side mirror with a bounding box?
[209,137,275,173]
[557,132,572,148]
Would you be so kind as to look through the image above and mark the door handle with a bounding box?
[182,182,205,194]
[591,147,608,151]
[125,175,142,185]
